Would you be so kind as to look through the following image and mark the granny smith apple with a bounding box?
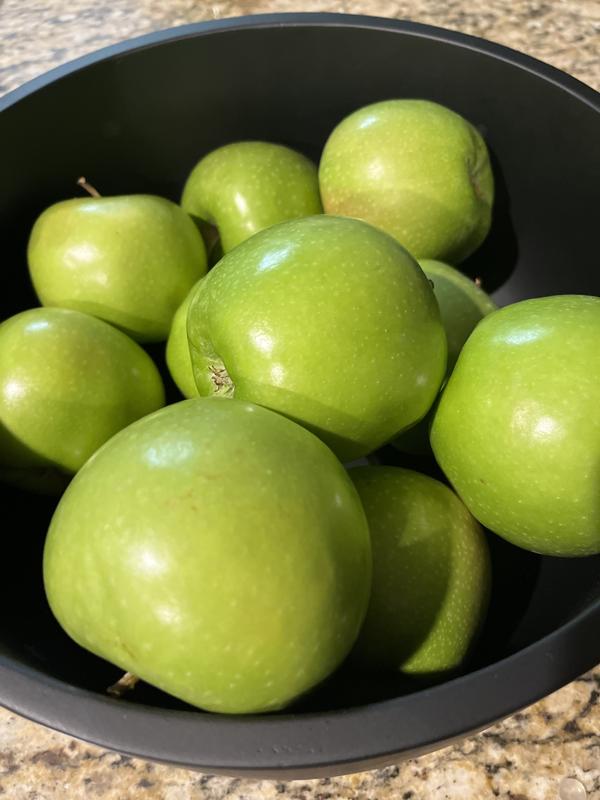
[349,466,490,674]
[394,259,496,454]
[431,295,600,556]
[43,398,372,713]
[421,260,497,372]
[28,194,207,342]
[187,215,447,460]
[0,307,164,492]
[319,99,494,263]
[166,279,203,398]
[181,141,323,253]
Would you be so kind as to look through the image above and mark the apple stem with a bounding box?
[107,671,140,699]
[209,363,234,396]
[474,277,483,288]
[77,176,101,198]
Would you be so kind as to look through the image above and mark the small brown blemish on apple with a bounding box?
[117,638,136,660]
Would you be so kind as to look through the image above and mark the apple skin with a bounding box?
[0,307,165,492]
[166,279,203,398]
[431,295,600,557]
[187,215,447,461]
[349,466,490,674]
[319,99,494,263]
[28,195,207,342]
[393,259,496,455]
[43,398,372,714]
[420,260,497,372]
[181,141,323,253]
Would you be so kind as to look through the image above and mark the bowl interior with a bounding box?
[1,17,599,719]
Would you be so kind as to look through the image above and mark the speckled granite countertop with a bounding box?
[1,0,599,95]
[0,672,598,798]
[1,1,599,798]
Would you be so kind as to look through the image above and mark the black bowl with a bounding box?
[1,13,599,779]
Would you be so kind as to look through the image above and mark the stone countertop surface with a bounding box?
[1,0,600,94]
[0,1,599,798]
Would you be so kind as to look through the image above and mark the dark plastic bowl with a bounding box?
[1,13,599,779]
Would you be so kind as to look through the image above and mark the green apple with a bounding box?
[165,279,203,398]
[349,466,490,674]
[0,307,164,492]
[187,215,447,461]
[431,295,600,556]
[43,397,371,713]
[181,141,323,253]
[28,194,207,342]
[394,259,496,455]
[420,260,497,372]
[319,99,494,263]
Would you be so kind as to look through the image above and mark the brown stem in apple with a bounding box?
[77,176,101,198]
[474,277,483,288]
[209,362,234,396]
[107,671,140,698]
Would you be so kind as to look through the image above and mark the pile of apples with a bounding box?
[1,99,598,715]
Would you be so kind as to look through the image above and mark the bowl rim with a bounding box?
[1,11,599,778]
[1,600,598,776]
